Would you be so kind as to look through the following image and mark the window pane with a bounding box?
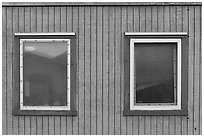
[23,41,67,106]
[134,43,176,104]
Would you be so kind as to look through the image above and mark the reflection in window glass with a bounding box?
[23,41,67,106]
[134,43,177,104]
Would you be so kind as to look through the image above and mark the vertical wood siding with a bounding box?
[2,5,202,135]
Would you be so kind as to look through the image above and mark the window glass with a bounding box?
[23,41,67,106]
[134,43,177,104]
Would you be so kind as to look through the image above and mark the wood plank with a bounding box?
[18,8,25,135]
[193,6,201,135]
[66,6,73,135]
[152,6,158,32]
[84,6,91,135]
[181,6,188,135]
[42,7,49,135]
[132,6,139,135]
[102,6,109,135]
[127,7,133,135]
[175,5,182,135]
[140,6,146,32]
[114,6,121,135]
[158,6,164,32]
[145,6,151,32]
[2,7,7,135]
[90,6,97,135]
[150,116,157,135]
[120,6,127,135]
[96,6,103,135]
[157,116,163,135]
[12,6,19,135]
[72,6,79,135]
[36,6,43,135]
[108,6,115,135]
[78,6,85,135]
[188,6,194,135]
[6,7,13,135]
[145,116,151,135]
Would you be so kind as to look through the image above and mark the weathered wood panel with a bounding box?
[2,4,202,135]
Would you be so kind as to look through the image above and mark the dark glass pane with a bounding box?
[23,41,67,106]
[135,43,176,103]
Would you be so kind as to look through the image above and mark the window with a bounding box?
[123,32,188,115]
[13,33,77,116]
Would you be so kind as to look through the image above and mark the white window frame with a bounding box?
[130,38,182,110]
[20,39,70,111]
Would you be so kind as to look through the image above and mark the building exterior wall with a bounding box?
[2,3,202,135]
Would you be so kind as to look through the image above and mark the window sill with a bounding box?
[123,110,188,116]
[13,110,77,116]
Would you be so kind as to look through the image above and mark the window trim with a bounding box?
[13,33,77,116]
[123,32,188,116]
[130,39,181,110]
[19,39,70,111]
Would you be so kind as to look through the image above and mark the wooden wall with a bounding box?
[2,4,202,135]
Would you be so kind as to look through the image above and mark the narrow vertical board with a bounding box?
[42,7,49,135]
[36,117,42,135]
[96,6,103,135]
[193,6,201,135]
[12,7,19,135]
[102,6,109,135]
[30,6,37,135]
[36,6,43,135]
[2,7,7,135]
[54,6,61,135]
[60,6,68,135]
[72,6,79,135]
[78,6,85,135]
[132,6,139,135]
[17,9,25,134]
[175,5,182,135]
[42,7,49,32]
[108,6,115,135]
[158,6,164,32]
[24,7,31,135]
[145,6,152,32]
[181,6,189,135]
[90,6,97,135]
[66,6,73,134]
[54,7,61,32]
[6,7,13,135]
[188,6,195,135]
[84,6,91,135]
[140,6,146,32]
[120,6,127,135]
[114,6,121,135]
[133,6,139,32]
